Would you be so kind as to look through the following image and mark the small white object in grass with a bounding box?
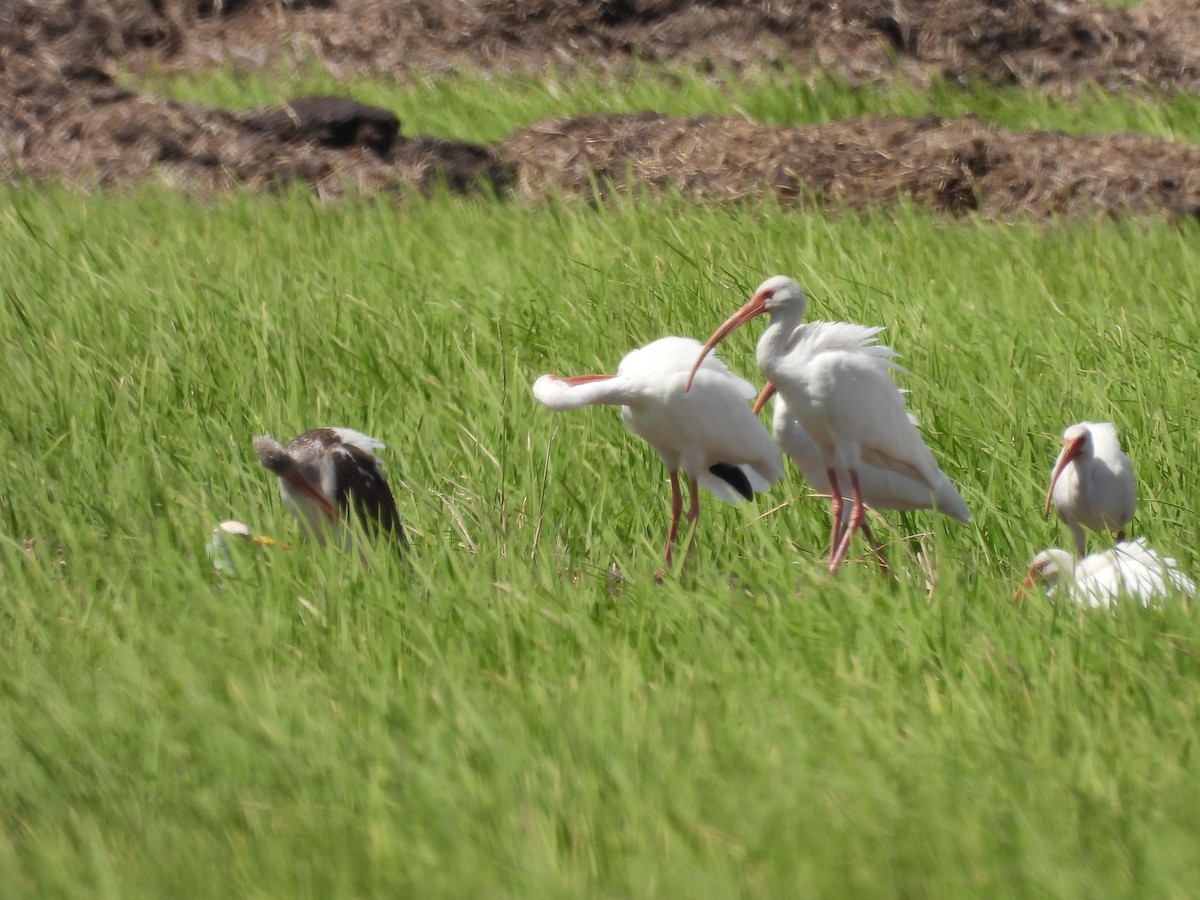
[297,596,325,623]
[206,520,284,577]
[208,520,252,576]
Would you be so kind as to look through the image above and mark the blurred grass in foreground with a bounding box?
[1,185,1199,897]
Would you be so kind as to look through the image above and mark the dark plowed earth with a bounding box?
[2,1,1199,219]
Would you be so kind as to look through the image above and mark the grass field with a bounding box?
[140,63,1200,145]
[3,67,1200,897]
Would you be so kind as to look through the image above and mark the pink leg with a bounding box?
[826,467,846,563]
[828,470,866,574]
[662,470,684,567]
[681,476,701,566]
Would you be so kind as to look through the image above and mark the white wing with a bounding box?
[330,427,387,460]
[1073,539,1196,607]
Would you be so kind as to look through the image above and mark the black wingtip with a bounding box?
[709,463,754,501]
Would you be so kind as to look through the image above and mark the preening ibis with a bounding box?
[532,335,782,569]
[687,275,969,574]
[252,427,407,553]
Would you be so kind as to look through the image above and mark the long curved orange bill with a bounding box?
[1043,435,1084,518]
[284,472,337,520]
[559,373,614,385]
[1012,569,1037,604]
[752,381,777,415]
[250,534,291,550]
[684,291,769,392]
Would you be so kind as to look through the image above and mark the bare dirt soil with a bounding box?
[3,0,1200,218]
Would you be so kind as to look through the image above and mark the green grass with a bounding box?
[2,183,1199,897]
[132,62,1200,145]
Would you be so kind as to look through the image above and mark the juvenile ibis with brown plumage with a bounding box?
[252,427,407,553]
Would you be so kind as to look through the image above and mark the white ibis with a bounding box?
[686,275,969,574]
[252,427,407,553]
[756,368,970,572]
[1044,422,1135,556]
[531,335,782,569]
[1016,538,1196,608]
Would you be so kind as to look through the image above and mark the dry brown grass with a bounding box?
[2,1,1199,217]
[7,0,1191,91]
[499,111,1200,218]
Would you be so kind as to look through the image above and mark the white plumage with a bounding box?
[1044,421,1136,556]
[532,336,782,567]
[1020,538,1195,608]
[762,322,971,523]
[688,275,969,573]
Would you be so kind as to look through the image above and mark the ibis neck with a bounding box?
[540,374,639,410]
[755,305,805,379]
